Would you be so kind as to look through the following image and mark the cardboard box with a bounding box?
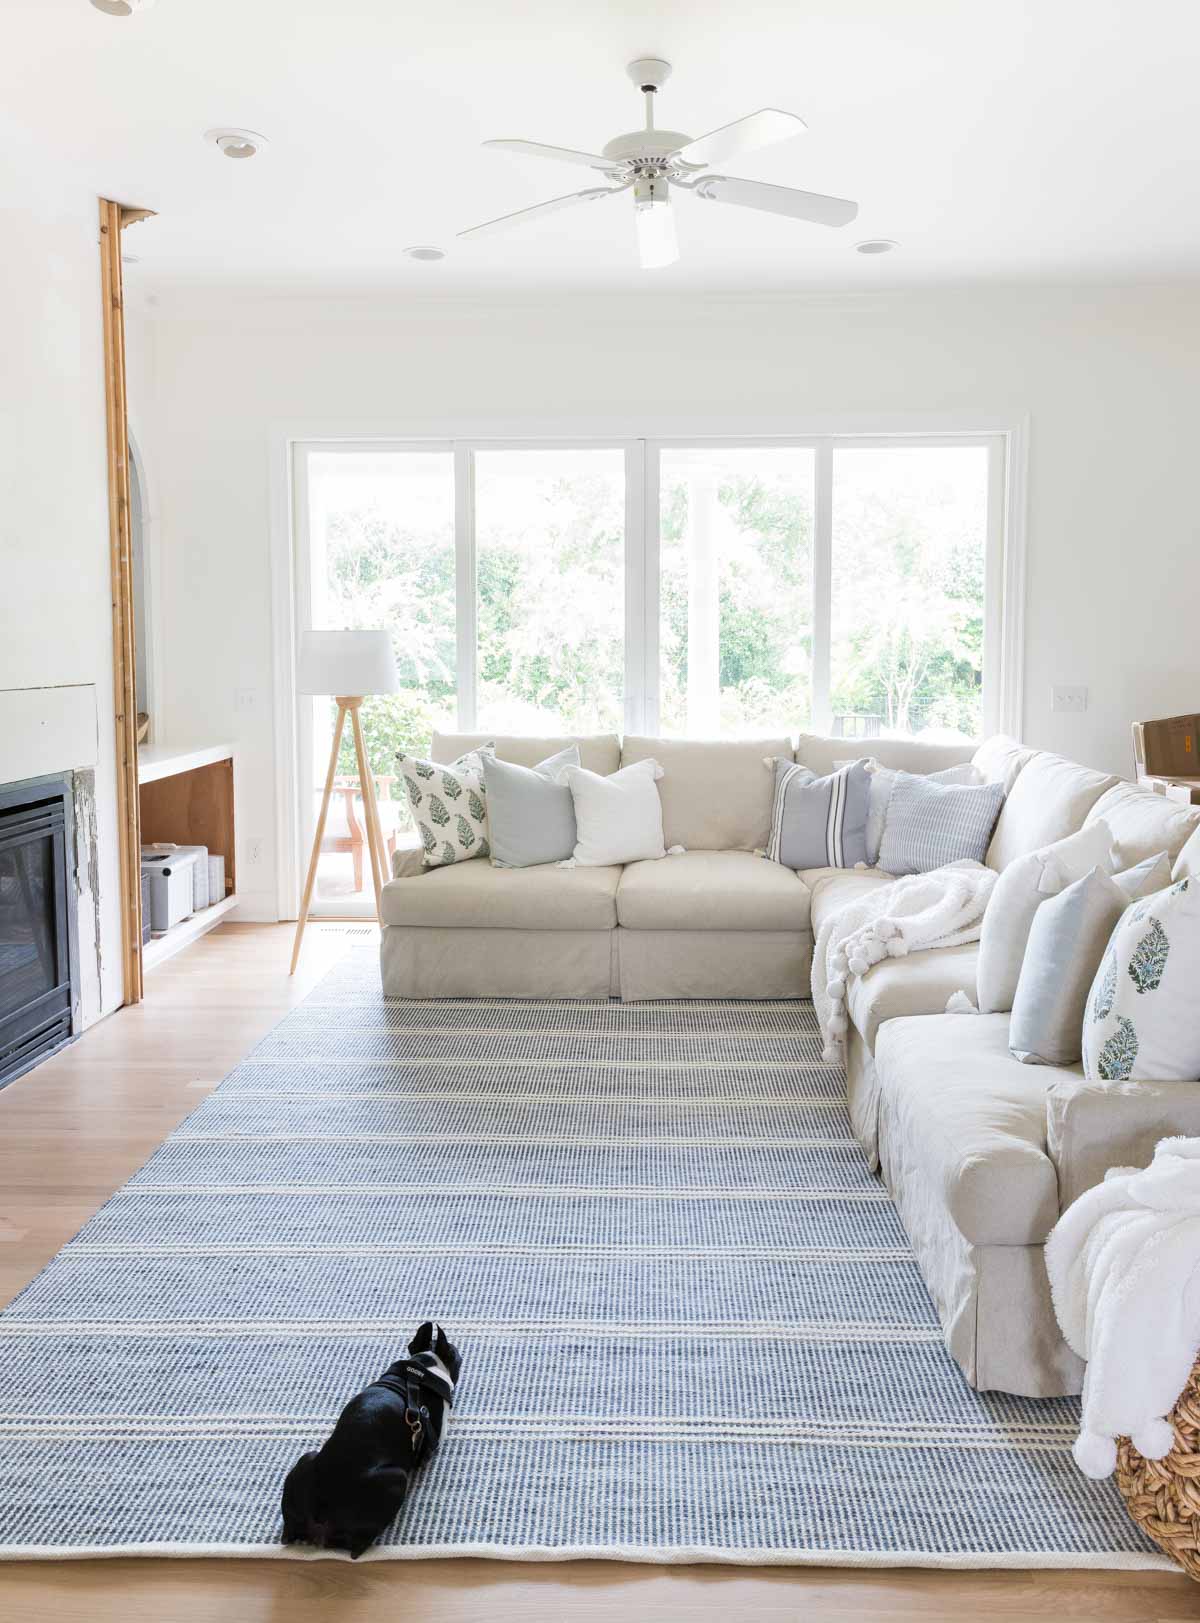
[1132,714,1200,778]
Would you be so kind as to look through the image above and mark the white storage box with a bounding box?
[141,849,199,935]
[208,853,226,905]
[190,845,210,909]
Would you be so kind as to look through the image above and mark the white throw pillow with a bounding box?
[560,758,666,867]
[1083,876,1200,1082]
[976,821,1115,1013]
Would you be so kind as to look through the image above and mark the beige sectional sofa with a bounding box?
[381,729,974,999]
[381,727,1200,1398]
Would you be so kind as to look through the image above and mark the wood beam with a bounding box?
[99,198,144,1007]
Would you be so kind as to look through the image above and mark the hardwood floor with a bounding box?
[0,922,1192,1621]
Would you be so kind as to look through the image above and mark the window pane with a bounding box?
[660,448,815,737]
[830,446,988,742]
[305,449,455,906]
[475,449,624,733]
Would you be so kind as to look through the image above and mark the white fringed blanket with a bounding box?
[1046,1135,1200,1479]
[812,861,998,1062]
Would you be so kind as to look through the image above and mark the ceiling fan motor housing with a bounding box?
[602,128,693,166]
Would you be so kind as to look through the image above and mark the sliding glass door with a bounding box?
[474,449,626,734]
[658,447,816,736]
[292,432,1007,914]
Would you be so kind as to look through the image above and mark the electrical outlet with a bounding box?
[235,687,257,713]
[246,837,264,865]
[1051,685,1088,714]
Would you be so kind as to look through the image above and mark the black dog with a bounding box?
[281,1321,461,1558]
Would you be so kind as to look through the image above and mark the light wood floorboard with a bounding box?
[0,923,1192,1621]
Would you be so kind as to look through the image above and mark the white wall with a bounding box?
[134,283,1200,920]
[0,141,123,1021]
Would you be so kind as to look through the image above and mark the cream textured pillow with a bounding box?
[1083,876,1200,1082]
[976,821,1115,1013]
[561,758,666,867]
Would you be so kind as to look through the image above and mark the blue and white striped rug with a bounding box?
[0,948,1165,1566]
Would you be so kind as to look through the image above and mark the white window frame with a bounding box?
[271,413,1027,917]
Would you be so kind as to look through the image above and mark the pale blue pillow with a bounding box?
[877,772,1005,876]
[483,745,580,867]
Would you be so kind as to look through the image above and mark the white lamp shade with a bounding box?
[296,629,399,697]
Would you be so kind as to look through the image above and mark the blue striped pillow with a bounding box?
[767,758,871,870]
[876,771,1006,876]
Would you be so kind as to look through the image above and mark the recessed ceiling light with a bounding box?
[90,0,156,13]
[204,127,268,160]
[854,238,898,255]
[403,245,447,262]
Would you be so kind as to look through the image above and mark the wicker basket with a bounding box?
[1116,1361,1200,1579]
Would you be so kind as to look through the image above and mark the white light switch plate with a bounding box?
[1051,685,1088,714]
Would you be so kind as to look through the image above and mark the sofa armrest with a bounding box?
[1046,1077,1200,1211]
[391,838,426,881]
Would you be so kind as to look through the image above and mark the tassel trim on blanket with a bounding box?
[814,862,998,1063]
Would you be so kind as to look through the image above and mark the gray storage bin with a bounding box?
[141,848,199,935]
[208,853,226,905]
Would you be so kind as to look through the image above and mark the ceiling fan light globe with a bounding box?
[636,198,678,270]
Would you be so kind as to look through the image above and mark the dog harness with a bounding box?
[378,1357,454,1463]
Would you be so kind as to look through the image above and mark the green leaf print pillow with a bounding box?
[1082,877,1200,1082]
[397,744,494,868]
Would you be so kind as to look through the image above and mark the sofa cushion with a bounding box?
[874,1012,1067,1246]
[795,733,975,777]
[617,850,811,932]
[620,736,788,851]
[381,859,621,930]
[972,734,1036,792]
[803,867,896,936]
[986,751,1119,871]
[1083,780,1200,870]
[847,942,980,1051]
[433,731,620,775]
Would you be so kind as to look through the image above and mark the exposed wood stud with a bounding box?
[99,198,146,1007]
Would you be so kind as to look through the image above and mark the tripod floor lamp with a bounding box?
[291,629,398,974]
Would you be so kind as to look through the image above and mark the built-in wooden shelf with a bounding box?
[142,894,239,971]
[138,741,235,786]
[137,741,238,976]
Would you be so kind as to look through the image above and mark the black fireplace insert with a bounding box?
[0,775,81,1090]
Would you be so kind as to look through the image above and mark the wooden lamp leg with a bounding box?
[290,701,348,976]
[347,697,386,916]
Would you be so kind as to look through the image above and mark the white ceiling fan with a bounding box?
[458,58,858,270]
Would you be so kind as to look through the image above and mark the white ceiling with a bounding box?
[7,0,1200,294]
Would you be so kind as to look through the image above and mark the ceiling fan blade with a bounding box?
[673,109,807,171]
[695,174,858,227]
[457,186,625,240]
[483,138,622,173]
[636,202,678,270]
